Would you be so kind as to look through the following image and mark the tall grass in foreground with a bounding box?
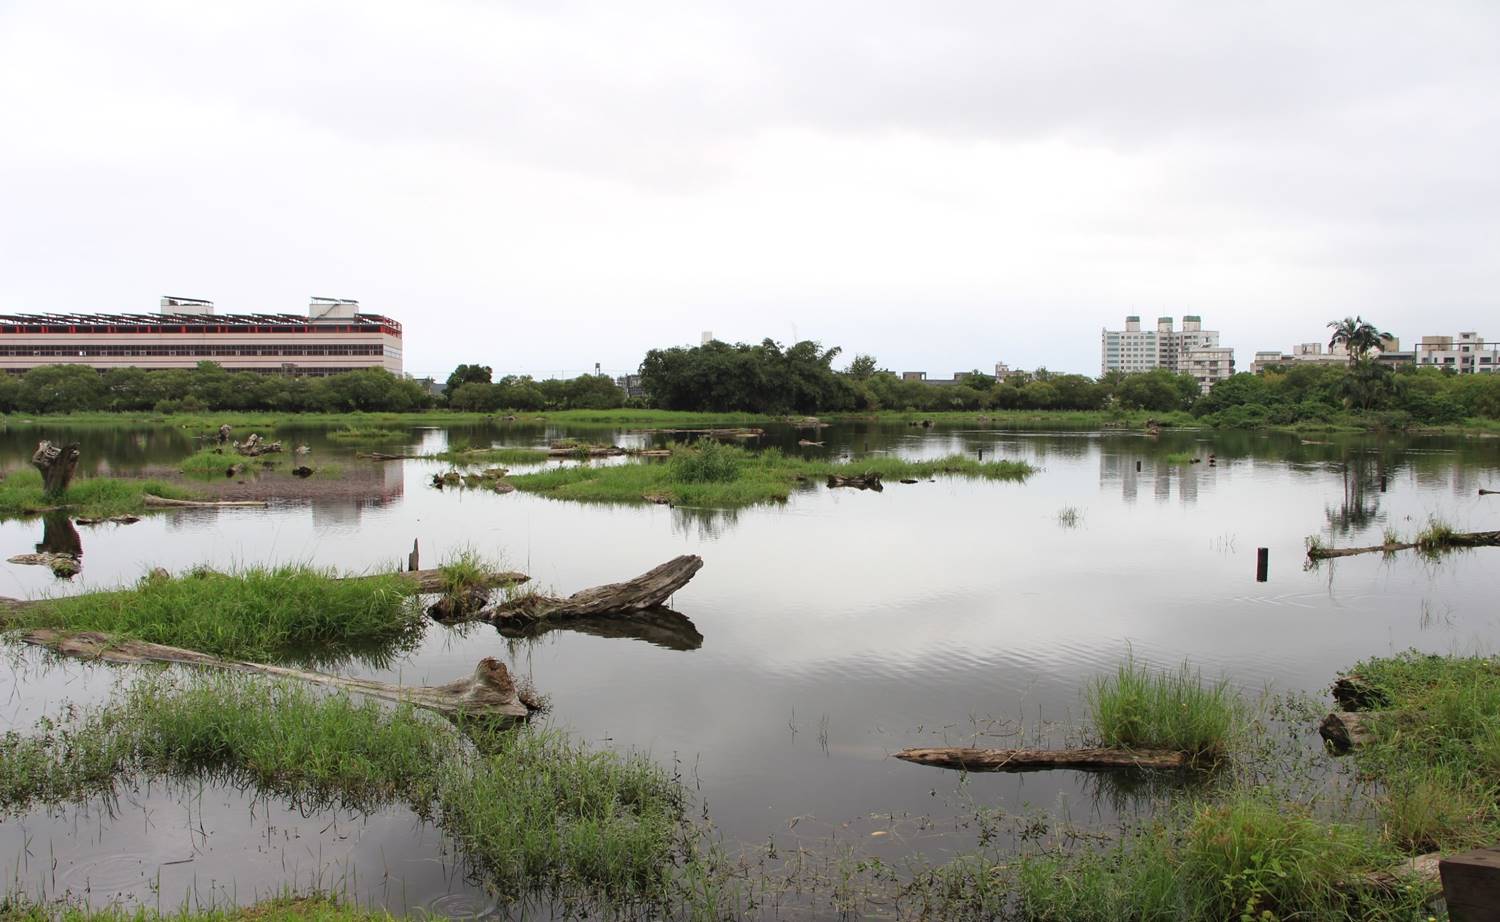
[0,675,684,904]
[9,566,423,663]
[1086,657,1243,757]
[0,469,192,518]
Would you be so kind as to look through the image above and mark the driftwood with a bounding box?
[235,433,282,457]
[634,427,765,439]
[828,472,882,490]
[798,439,825,447]
[548,444,626,458]
[1308,531,1500,560]
[74,515,140,526]
[895,747,1190,772]
[395,567,529,593]
[362,451,423,461]
[143,494,268,508]
[1319,711,1380,752]
[19,629,532,720]
[7,552,80,578]
[31,441,81,495]
[498,607,703,651]
[489,555,703,624]
[1480,488,1496,496]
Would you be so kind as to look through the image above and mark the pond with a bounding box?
[2,420,1498,915]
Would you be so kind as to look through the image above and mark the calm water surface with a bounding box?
[2,421,1498,915]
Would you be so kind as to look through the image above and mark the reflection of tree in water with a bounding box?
[38,510,82,557]
[670,504,742,540]
[1325,452,1384,535]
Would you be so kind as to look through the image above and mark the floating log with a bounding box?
[143,494,268,508]
[31,441,81,496]
[548,445,626,458]
[73,515,141,526]
[19,629,533,720]
[798,439,825,447]
[361,451,423,461]
[1319,711,1379,752]
[7,552,80,578]
[498,607,703,652]
[632,449,673,458]
[1480,488,1496,496]
[633,427,765,438]
[396,567,529,594]
[489,554,703,624]
[895,747,1190,772]
[828,472,882,490]
[1308,531,1500,560]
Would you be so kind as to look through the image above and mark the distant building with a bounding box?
[994,361,1014,381]
[1251,337,1413,374]
[0,297,402,376]
[901,371,927,382]
[1101,315,1235,393]
[701,331,714,345]
[615,374,647,398]
[1417,332,1500,373]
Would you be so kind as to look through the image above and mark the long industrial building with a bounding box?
[0,297,401,376]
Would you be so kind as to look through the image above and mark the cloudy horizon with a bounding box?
[2,1,1496,380]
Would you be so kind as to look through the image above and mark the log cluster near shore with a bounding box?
[1307,530,1500,560]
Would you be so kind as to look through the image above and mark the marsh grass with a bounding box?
[1086,657,1243,758]
[179,448,281,478]
[1341,650,1500,852]
[436,549,501,597]
[0,675,685,904]
[0,895,393,922]
[1056,506,1082,528]
[1161,451,1195,465]
[509,445,1033,507]
[10,566,424,663]
[326,427,407,443]
[430,445,550,465]
[0,469,192,518]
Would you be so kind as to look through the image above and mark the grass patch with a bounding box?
[7,566,423,663]
[1056,506,1081,528]
[1338,650,1500,853]
[178,448,284,478]
[0,895,396,922]
[508,444,1034,508]
[1086,656,1243,758]
[0,675,685,903]
[1161,451,1196,464]
[326,426,407,443]
[0,469,193,519]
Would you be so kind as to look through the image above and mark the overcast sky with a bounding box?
[1,1,1496,380]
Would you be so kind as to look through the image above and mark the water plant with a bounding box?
[1086,656,1243,758]
[1056,506,1082,528]
[7,566,424,663]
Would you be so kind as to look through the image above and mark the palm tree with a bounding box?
[1327,316,1392,366]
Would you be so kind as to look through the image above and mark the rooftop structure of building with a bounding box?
[1417,332,1500,373]
[0,297,402,376]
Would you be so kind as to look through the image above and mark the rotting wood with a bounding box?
[547,445,625,458]
[1357,853,1441,896]
[894,746,1190,772]
[1319,710,1379,752]
[1331,674,1388,711]
[798,439,825,447]
[394,567,530,593]
[18,629,533,720]
[73,515,141,526]
[1308,531,1500,560]
[360,451,423,461]
[489,554,703,624]
[143,494,268,508]
[1438,847,1500,920]
[31,441,81,495]
[1480,488,1497,496]
[7,552,80,578]
[828,472,882,490]
[235,433,282,457]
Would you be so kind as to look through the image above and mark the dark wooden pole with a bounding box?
[1256,547,1269,582]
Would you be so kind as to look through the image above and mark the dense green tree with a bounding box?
[1114,369,1201,412]
[18,365,107,414]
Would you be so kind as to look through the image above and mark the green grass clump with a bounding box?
[1338,651,1500,852]
[327,427,406,443]
[437,549,502,597]
[1414,516,1459,552]
[0,469,192,518]
[10,566,423,663]
[0,675,685,903]
[1086,656,1242,758]
[1161,451,1195,464]
[0,895,395,922]
[508,445,1033,508]
[178,448,282,478]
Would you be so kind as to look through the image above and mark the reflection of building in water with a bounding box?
[309,460,405,527]
[1100,451,1214,505]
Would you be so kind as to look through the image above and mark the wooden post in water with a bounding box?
[1136,460,1142,472]
[1256,548,1269,582]
[408,539,420,572]
[1380,475,1388,492]
[1440,847,1500,921]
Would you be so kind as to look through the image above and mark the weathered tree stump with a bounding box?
[31,441,81,496]
[894,746,1190,772]
[1319,711,1379,752]
[235,433,282,456]
[1308,531,1500,560]
[489,555,703,624]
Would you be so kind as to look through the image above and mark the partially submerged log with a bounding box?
[1331,674,1389,711]
[797,439,825,447]
[1308,531,1500,560]
[895,747,1190,772]
[19,629,532,720]
[827,472,882,490]
[143,494,268,508]
[1480,488,1497,496]
[394,567,530,594]
[7,552,80,578]
[1319,711,1380,752]
[74,515,141,526]
[489,554,703,624]
[31,441,81,496]
[235,433,282,457]
[498,607,703,651]
[548,444,626,458]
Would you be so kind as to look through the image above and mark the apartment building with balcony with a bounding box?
[1101,315,1235,393]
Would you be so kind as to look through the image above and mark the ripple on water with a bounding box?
[56,853,154,895]
[418,891,501,920]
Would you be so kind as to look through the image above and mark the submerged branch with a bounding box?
[894,746,1190,772]
[489,554,703,624]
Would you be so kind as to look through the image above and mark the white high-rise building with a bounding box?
[1417,332,1500,374]
[1101,315,1235,393]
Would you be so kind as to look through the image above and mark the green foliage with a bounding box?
[448,373,625,412]
[508,445,1034,507]
[0,896,393,922]
[445,362,493,395]
[325,426,406,442]
[12,566,424,663]
[1112,369,1202,413]
[640,338,854,414]
[0,469,191,518]
[1327,316,1392,364]
[1086,656,1243,757]
[1197,363,1500,427]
